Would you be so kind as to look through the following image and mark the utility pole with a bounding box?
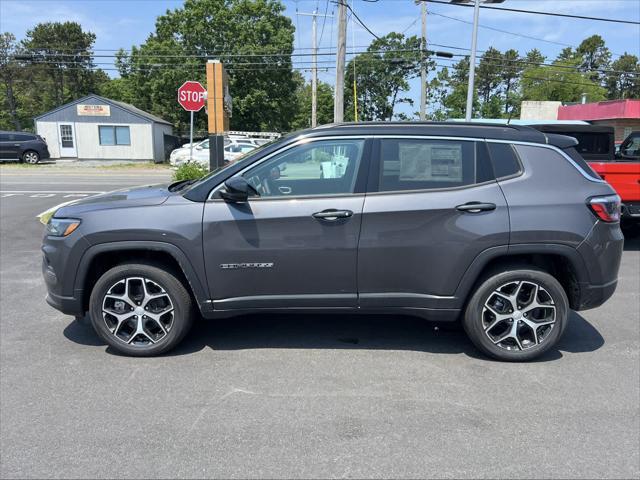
[298,10,333,127]
[420,0,427,120]
[465,0,481,122]
[312,10,318,127]
[334,0,347,123]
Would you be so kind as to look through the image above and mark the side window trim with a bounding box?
[208,136,372,201]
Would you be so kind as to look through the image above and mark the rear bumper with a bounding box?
[576,279,618,310]
[575,220,624,310]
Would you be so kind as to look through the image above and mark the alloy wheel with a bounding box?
[24,152,39,164]
[482,280,556,351]
[101,277,174,346]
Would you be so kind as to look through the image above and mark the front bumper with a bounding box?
[41,230,89,317]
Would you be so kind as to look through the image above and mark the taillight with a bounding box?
[588,195,621,223]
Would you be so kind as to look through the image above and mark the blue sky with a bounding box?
[1,0,639,116]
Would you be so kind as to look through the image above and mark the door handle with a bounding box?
[312,209,353,220]
[456,202,496,213]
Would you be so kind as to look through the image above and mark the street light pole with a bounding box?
[465,0,481,122]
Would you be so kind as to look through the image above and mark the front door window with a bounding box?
[242,139,365,197]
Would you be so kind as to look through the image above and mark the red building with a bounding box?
[557,99,640,143]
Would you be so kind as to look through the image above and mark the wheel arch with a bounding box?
[74,241,209,315]
[455,244,589,310]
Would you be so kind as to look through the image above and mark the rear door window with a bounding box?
[487,142,522,179]
[376,138,494,192]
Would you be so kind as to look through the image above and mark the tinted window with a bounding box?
[568,132,611,156]
[0,133,9,141]
[378,139,492,192]
[488,142,522,179]
[243,139,365,197]
[14,133,34,141]
[621,134,640,158]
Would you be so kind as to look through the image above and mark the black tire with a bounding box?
[89,263,194,356]
[22,150,40,164]
[463,268,569,362]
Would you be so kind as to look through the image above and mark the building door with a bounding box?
[58,123,77,157]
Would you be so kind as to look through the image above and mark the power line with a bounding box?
[333,0,381,40]
[318,0,331,46]
[426,9,630,59]
[423,0,640,25]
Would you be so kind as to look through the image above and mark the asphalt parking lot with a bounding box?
[1,166,639,479]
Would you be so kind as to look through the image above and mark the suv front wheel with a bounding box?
[89,263,194,356]
[463,268,569,361]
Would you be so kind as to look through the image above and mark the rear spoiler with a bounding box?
[542,132,579,149]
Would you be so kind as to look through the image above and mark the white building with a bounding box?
[35,94,173,162]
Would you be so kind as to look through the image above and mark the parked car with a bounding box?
[170,139,256,167]
[0,130,50,164]
[531,125,639,223]
[41,122,623,360]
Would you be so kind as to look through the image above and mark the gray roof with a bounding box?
[34,94,172,125]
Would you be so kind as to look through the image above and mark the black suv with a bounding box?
[0,130,50,164]
[41,123,624,361]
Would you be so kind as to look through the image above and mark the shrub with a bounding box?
[173,161,208,181]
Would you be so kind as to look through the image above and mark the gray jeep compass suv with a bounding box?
[41,123,624,361]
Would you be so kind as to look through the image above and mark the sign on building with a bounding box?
[76,104,111,116]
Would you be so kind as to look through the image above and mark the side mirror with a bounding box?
[220,176,251,203]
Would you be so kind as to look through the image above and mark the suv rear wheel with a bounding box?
[89,263,194,356]
[22,150,40,164]
[463,269,568,361]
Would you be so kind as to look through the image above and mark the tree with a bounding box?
[0,33,22,130]
[344,32,422,121]
[605,53,640,99]
[524,48,545,65]
[290,73,333,130]
[576,34,611,83]
[440,57,479,119]
[521,59,606,103]
[22,22,101,107]
[147,0,298,133]
[501,49,523,116]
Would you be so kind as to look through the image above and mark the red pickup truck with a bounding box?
[532,125,640,225]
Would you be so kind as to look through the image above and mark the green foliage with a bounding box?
[0,23,108,131]
[172,161,208,181]
[290,72,334,130]
[606,54,640,100]
[111,0,299,134]
[520,58,607,103]
[344,32,422,121]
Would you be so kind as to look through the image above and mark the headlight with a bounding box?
[46,218,81,237]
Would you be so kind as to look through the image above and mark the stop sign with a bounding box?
[178,81,206,112]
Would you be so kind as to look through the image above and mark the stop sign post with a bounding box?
[178,81,207,162]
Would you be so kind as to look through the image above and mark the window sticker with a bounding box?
[399,143,463,182]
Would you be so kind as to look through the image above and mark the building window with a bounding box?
[99,126,131,145]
